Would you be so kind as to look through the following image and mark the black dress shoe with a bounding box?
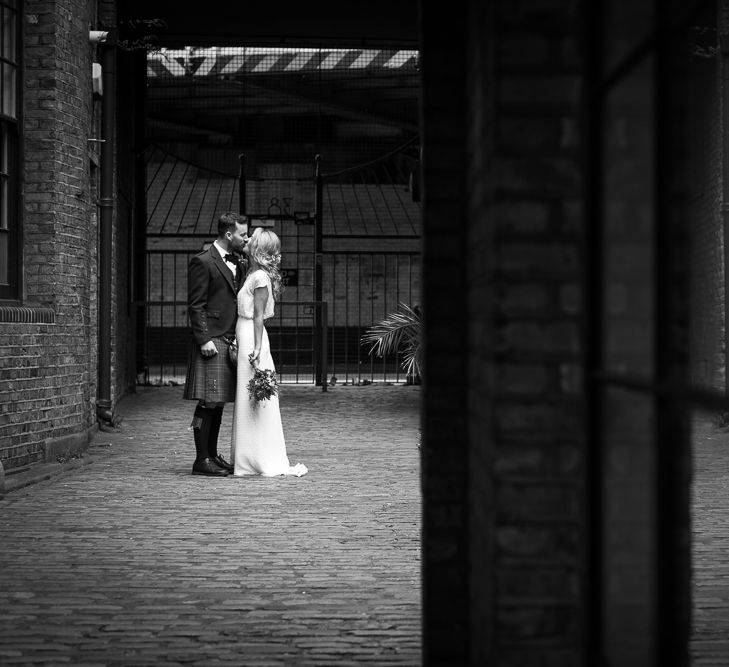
[211,454,234,473]
[192,458,230,476]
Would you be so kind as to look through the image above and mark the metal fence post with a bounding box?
[321,301,328,392]
[314,155,324,385]
[238,153,246,215]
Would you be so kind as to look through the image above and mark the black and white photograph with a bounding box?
[1,1,727,666]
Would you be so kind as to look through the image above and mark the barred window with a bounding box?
[0,0,19,300]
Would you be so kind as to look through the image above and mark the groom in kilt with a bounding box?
[184,211,249,476]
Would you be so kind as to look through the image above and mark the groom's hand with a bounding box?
[201,341,218,357]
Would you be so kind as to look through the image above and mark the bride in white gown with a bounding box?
[230,228,308,477]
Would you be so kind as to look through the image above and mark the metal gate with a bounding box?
[137,145,327,386]
[137,142,420,386]
[319,139,421,385]
[137,44,421,386]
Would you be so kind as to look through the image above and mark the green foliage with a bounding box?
[361,302,422,380]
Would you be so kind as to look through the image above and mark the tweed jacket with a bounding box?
[187,244,243,346]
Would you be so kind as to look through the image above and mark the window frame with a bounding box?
[0,0,21,303]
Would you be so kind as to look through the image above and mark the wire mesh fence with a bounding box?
[139,44,421,386]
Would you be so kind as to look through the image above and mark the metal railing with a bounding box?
[135,300,328,391]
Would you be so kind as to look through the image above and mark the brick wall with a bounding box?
[0,0,132,471]
[420,3,583,660]
[421,1,694,664]
[469,2,584,664]
[688,16,724,394]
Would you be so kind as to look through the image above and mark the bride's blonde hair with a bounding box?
[247,227,283,299]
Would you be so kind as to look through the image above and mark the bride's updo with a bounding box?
[247,227,283,299]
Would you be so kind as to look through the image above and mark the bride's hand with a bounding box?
[248,349,260,367]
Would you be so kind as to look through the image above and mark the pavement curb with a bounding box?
[0,421,123,500]
[0,455,95,499]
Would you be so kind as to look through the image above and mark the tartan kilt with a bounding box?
[183,335,237,403]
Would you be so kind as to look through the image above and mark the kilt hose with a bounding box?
[183,335,237,404]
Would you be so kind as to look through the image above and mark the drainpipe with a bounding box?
[93,30,116,429]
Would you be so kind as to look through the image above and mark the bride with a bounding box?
[230,228,308,477]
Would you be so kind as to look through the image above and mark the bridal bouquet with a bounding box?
[247,367,278,404]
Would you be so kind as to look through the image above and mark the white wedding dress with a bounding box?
[230,269,308,477]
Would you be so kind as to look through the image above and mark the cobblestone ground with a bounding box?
[0,384,422,667]
[692,414,729,666]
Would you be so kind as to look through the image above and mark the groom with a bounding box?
[183,211,249,476]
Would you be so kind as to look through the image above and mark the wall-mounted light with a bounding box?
[89,30,108,43]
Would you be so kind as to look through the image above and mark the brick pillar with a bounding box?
[422,1,586,664]
[420,0,471,663]
[475,2,585,664]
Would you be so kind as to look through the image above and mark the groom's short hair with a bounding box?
[217,212,248,237]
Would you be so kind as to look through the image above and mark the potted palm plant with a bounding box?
[360,302,422,384]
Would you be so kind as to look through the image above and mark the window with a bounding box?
[0,0,19,301]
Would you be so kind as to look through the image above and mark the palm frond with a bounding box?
[360,302,422,378]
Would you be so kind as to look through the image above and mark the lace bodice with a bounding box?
[237,269,274,320]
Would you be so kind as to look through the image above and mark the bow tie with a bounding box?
[223,253,237,263]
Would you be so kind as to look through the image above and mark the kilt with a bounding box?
[183,335,237,403]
